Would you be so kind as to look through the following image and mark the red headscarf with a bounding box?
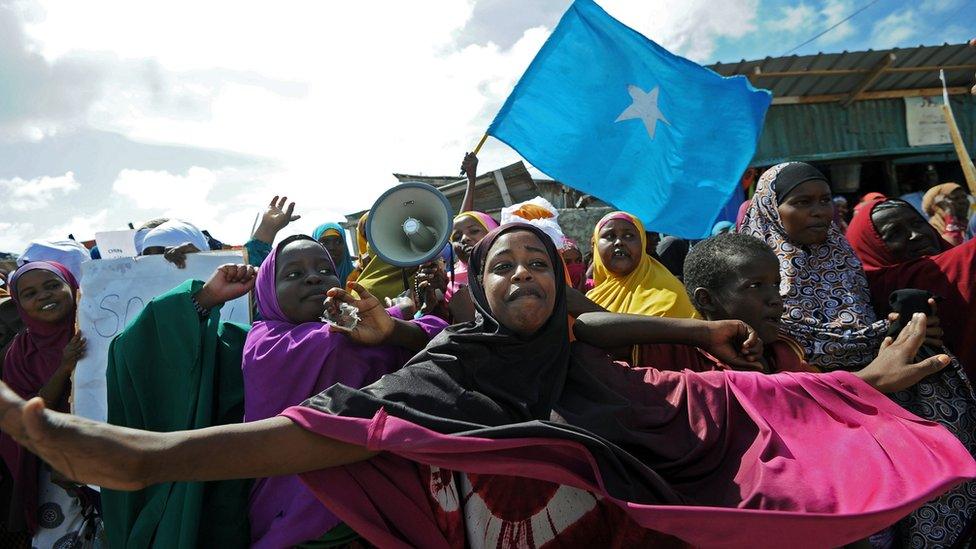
[852,192,886,217]
[0,260,77,534]
[847,199,976,376]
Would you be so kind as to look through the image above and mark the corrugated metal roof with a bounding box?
[710,43,976,101]
[751,94,976,166]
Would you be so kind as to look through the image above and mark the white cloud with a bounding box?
[871,10,918,48]
[778,3,817,33]
[920,0,961,12]
[0,171,79,210]
[41,208,111,243]
[0,222,36,253]
[1,0,764,251]
[600,0,758,62]
[818,0,857,45]
[112,166,217,210]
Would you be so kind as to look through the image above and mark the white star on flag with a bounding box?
[615,84,670,139]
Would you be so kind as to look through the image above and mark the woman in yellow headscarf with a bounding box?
[586,212,697,318]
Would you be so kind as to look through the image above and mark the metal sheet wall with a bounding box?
[752,95,976,166]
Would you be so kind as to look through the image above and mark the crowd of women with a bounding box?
[0,154,975,548]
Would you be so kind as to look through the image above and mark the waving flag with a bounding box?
[487,0,771,238]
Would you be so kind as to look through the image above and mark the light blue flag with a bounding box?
[487,0,771,239]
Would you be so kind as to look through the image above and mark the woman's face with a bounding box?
[871,205,942,262]
[275,240,341,323]
[318,234,346,265]
[452,217,488,263]
[938,188,971,221]
[15,270,74,323]
[562,248,583,265]
[776,180,833,246]
[482,231,557,337]
[597,219,642,276]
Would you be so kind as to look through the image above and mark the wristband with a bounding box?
[190,293,212,319]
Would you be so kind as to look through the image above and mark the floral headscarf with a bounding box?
[740,162,887,371]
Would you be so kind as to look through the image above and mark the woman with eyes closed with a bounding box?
[0,261,94,545]
[848,198,976,378]
[0,224,974,548]
[586,211,697,318]
[740,162,891,372]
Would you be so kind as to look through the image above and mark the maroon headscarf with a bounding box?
[0,260,77,533]
[846,199,976,376]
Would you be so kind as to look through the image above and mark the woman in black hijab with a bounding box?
[0,224,969,548]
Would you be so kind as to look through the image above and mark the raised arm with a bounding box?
[459,152,478,214]
[253,196,301,245]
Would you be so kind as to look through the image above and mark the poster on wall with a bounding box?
[905,96,952,147]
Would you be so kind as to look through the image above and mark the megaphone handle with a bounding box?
[401,269,410,293]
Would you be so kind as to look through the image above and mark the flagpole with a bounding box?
[472,133,489,155]
[939,69,976,193]
[460,134,489,176]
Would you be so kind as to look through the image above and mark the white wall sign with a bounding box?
[73,251,251,423]
[905,96,952,147]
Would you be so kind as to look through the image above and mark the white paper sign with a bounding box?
[95,230,138,259]
[905,96,951,147]
[74,252,251,423]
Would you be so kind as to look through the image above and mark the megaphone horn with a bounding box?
[365,182,454,268]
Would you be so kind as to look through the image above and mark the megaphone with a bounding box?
[365,182,453,268]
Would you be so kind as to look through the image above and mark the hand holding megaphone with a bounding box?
[413,261,448,316]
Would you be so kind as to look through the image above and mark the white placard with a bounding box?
[905,96,951,147]
[94,230,138,259]
[74,252,251,423]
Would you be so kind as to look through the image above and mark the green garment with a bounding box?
[245,238,273,320]
[244,238,272,270]
[102,279,251,548]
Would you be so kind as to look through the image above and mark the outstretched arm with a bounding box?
[574,312,762,369]
[0,386,374,492]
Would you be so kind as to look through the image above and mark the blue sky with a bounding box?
[706,0,974,64]
[0,0,973,252]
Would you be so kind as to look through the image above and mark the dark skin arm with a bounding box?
[252,196,301,245]
[37,333,86,408]
[0,316,945,492]
[459,153,478,214]
[574,312,763,369]
[0,386,375,491]
[448,288,476,324]
[566,288,605,316]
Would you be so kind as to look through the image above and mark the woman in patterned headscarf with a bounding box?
[740,162,888,371]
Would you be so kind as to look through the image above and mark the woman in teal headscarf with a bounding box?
[312,223,355,287]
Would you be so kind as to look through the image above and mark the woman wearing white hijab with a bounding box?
[17,240,91,281]
[140,220,211,255]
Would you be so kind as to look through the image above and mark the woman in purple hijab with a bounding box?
[242,235,446,547]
